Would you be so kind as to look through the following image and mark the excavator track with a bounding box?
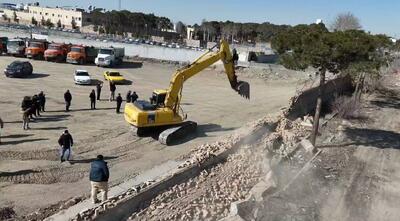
[159,121,197,145]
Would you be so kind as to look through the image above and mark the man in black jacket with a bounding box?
[116,93,123,113]
[109,81,116,101]
[90,155,109,204]
[89,89,96,110]
[96,82,103,101]
[64,90,72,112]
[131,91,138,103]
[58,130,74,162]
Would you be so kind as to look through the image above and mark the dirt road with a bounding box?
[0,56,298,217]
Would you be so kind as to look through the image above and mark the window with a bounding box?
[66,16,68,18]
[45,13,48,16]
[78,18,81,21]
[52,13,54,17]
[40,12,42,15]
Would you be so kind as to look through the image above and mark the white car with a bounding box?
[74,70,91,85]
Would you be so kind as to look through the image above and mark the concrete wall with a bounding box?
[0,28,204,62]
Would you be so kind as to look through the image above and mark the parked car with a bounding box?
[103,70,125,84]
[4,61,33,78]
[74,70,91,85]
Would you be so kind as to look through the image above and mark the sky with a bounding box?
[2,0,400,37]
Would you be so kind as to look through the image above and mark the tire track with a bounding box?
[0,165,87,184]
[0,149,59,161]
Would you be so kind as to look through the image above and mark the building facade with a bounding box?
[2,5,89,29]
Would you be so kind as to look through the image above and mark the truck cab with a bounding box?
[95,47,124,67]
[7,38,26,56]
[67,46,98,64]
[45,43,71,62]
[26,40,49,60]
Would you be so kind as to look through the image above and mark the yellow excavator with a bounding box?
[124,40,250,145]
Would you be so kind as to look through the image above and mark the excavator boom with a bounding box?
[165,40,249,112]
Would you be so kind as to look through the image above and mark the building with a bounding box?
[1,4,90,29]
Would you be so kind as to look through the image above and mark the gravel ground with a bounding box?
[0,55,300,218]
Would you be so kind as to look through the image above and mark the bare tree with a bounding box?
[331,12,362,31]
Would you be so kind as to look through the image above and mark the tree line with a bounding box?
[192,20,290,43]
[88,9,173,37]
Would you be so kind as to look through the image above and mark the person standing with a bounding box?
[64,90,72,112]
[21,96,31,130]
[126,90,132,103]
[0,117,3,144]
[33,94,41,116]
[116,93,123,113]
[109,81,116,101]
[89,89,96,110]
[131,91,138,103]
[96,82,103,101]
[58,130,74,162]
[90,155,109,204]
[38,91,46,112]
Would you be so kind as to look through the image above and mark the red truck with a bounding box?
[44,43,71,62]
[25,40,49,60]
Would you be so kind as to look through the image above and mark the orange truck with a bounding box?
[66,45,98,65]
[44,43,71,62]
[25,40,49,60]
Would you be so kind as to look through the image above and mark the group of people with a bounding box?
[20,91,46,130]
[61,81,139,113]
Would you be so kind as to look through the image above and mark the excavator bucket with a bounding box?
[237,81,250,99]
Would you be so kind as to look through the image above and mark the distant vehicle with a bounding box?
[0,37,8,54]
[103,70,125,83]
[4,61,33,78]
[74,70,91,85]
[162,43,167,47]
[95,47,125,67]
[7,38,27,56]
[26,40,49,60]
[44,43,71,62]
[67,46,98,64]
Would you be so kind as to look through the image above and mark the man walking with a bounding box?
[89,89,96,110]
[109,81,116,101]
[116,93,123,113]
[64,90,72,112]
[131,91,138,103]
[38,91,46,112]
[58,130,74,162]
[0,116,3,144]
[90,155,109,204]
[96,82,103,101]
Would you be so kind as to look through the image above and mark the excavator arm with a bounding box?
[164,40,250,112]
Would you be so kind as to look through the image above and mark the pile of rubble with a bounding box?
[129,142,268,220]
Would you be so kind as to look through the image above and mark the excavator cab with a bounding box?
[150,89,167,107]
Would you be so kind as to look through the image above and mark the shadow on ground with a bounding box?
[69,156,118,164]
[0,138,49,145]
[25,73,50,79]
[320,127,400,149]
[140,123,236,146]
[112,61,143,69]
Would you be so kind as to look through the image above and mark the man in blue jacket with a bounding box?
[90,155,110,204]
